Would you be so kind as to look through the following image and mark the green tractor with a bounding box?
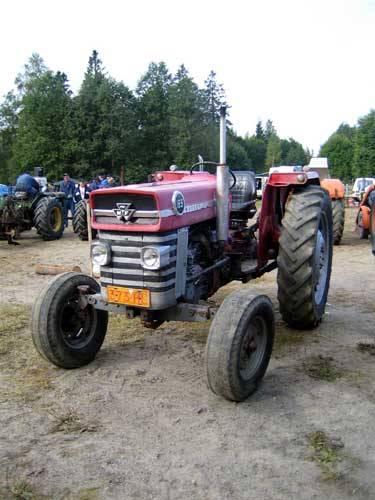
[0,191,66,244]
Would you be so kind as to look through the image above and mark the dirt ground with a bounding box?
[1,208,375,500]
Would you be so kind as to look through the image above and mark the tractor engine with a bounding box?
[89,169,257,314]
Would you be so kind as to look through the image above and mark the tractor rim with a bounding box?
[50,206,62,231]
[59,294,97,349]
[239,315,267,381]
[313,214,329,304]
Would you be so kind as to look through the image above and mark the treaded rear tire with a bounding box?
[277,185,333,329]
[357,211,369,239]
[73,200,96,240]
[332,199,345,245]
[370,205,375,255]
[31,272,108,368]
[33,197,64,240]
[205,291,274,402]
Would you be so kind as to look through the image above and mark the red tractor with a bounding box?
[31,108,333,402]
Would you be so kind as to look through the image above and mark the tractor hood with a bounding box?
[90,171,218,232]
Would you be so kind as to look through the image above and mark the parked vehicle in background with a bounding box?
[356,183,375,239]
[0,184,9,196]
[351,178,375,205]
[255,174,268,199]
[307,158,346,245]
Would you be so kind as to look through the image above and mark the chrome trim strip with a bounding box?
[102,267,176,277]
[96,200,215,221]
[112,256,177,264]
[99,232,177,243]
[94,209,159,218]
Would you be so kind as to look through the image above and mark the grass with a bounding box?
[50,408,99,434]
[356,342,375,356]
[0,304,30,356]
[307,430,344,481]
[0,478,46,500]
[303,355,344,382]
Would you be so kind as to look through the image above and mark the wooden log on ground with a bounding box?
[35,264,82,275]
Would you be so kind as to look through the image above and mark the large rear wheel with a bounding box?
[33,197,64,240]
[332,198,345,245]
[357,211,369,239]
[73,200,96,241]
[205,291,274,402]
[277,185,333,329]
[31,272,108,368]
[370,205,375,255]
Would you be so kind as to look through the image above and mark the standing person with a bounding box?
[74,180,90,203]
[15,172,40,199]
[59,173,75,227]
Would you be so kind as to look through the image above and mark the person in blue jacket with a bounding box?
[59,173,76,227]
[98,173,109,188]
[15,172,40,198]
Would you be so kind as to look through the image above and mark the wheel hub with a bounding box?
[60,297,97,349]
[239,317,267,381]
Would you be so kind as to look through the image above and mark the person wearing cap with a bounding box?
[59,173,76,227]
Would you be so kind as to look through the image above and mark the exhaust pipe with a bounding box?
[216,106,229,244]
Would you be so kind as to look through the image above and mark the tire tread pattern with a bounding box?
[277,186,333,329]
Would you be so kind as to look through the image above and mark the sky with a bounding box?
[1,0,374,155]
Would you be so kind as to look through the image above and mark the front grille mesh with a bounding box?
[99,231,177,292]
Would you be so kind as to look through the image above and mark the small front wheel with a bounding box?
[205,291,274,402]
[31,272,108,368]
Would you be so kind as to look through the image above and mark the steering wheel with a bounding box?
[189,161,237,190]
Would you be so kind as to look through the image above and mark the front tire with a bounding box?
[277,185,333,329]
[31,272,108,368]
[332,199,345,245]
[205,291,274,402]
[33,197,64,240]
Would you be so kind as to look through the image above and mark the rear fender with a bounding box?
[258,174,320,266]
[358,205,370,229]
[320,178,345,199]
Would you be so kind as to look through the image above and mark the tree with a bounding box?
[243,135,266,172]
[320,133,354,180]
[353,110,375,178]
[13,70,74,179]
[265,134,281,168]
[136,62,172,170]
[264,119,277,142]
[280,138,309,166]
[168,65,205,167]
[255,121,265,141]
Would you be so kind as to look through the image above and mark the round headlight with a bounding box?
[91,242,111,266]
[142,247,159,268]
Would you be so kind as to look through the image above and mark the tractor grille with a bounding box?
[99,230,177,293]
[93,193,159,225]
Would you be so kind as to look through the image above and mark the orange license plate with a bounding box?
[107,286,150,307]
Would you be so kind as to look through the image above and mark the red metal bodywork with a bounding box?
[257,171,320,265]
[90,171,220,233]
[90,169,320,268]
